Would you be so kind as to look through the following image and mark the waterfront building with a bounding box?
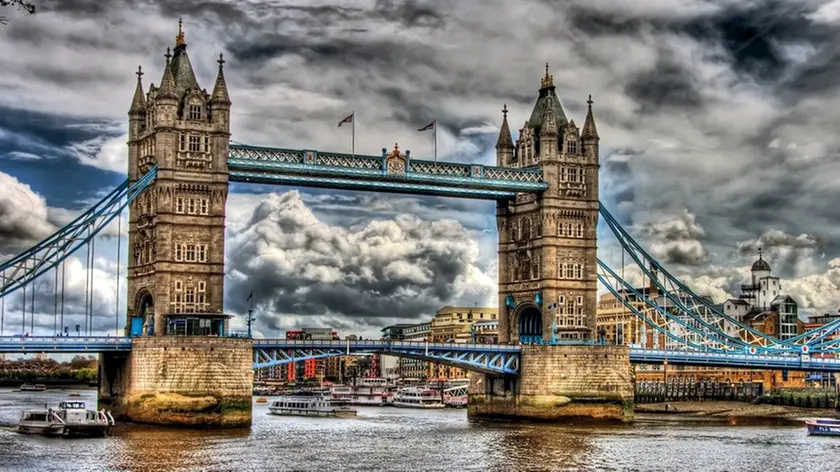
[429,306,498,380]
[721,252,802,340]
[472,320,499,344]
[399,322,431,379]
[803,312,840,388]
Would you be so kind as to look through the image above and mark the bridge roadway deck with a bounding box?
[1,337,839,372]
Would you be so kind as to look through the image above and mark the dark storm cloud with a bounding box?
[224,191,495,329]
[625,53,703,112]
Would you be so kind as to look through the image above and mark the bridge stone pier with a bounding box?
[468,67,634,422]
[468,346,634,422]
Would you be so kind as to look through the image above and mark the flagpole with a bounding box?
[434,120,437,164]
[352,110,355,158]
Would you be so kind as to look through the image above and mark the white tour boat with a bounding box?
[392,387,445,409]
[268,396,357,418]
[17,401,114,437]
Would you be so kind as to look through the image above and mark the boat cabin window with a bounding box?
[59,401,86,409]
[22,412,47,421]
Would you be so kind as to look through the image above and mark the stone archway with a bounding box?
[134,290,154,336]
[515,304,543,344]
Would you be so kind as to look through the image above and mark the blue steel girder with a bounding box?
[0,336,133,353]
[0,167,158,299]
[228,144,547,200]
[251,339,521,375]
[629,348,840,372]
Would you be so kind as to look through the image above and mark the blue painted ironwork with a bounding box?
[599,203,800,353]
[0,168,158,299]
[0,335,132,353]
[228,144,547,200]
[252,339,521,375]
[629,348,840,372]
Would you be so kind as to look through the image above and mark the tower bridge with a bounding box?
[1,23,839,427]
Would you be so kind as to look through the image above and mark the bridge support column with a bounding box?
[99,337,253,428]
[468,345,634,422]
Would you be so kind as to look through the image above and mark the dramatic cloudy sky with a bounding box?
[3,0,840,339]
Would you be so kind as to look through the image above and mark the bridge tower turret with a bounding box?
[125,19,231,337]
[496,64,600,344]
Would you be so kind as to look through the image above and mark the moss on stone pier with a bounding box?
[126,392,252,427]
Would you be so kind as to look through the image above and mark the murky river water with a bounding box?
[0,388,837,471]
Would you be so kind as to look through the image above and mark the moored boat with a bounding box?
[393,387,444,409]
[255,397,268,404]
[20,383,46,392]
[268,396,357,417]
[17,401,115,438]
[806,418,840,437]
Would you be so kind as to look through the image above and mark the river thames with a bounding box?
[0,388,837,472]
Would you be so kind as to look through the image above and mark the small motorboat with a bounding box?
[68,393,81,397]
[805,418,840,437]
[255,397,268,404]
[16,401,115,438]
[20,383,46,392]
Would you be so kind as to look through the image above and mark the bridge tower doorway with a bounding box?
[517,305,543,344]
[133,291,154,336]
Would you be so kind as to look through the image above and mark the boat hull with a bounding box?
[806,419,840,437]
[17,423,65,436]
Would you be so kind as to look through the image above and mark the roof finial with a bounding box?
[758,247,763,260]
[502,104,508,117]
[176,17,185,46]
[587,94,593,108]
[136,65,143,82]
[218,53,225,68]
[540,62,554,89]
[393,142,400,155]
[164,47,172,63]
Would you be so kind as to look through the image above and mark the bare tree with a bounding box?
[1,0,36,25]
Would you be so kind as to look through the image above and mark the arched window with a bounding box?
[520,217,531,241]
[188,99,203,121]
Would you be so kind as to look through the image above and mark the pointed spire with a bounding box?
[582,94,599,140]
[495,104,513,150]
[157,48,177,101]
[540,62,554,90]
[129,65,146,114]
[210,53,231,105]
[176,17,185,46]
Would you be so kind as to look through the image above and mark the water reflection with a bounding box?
[0,389,838,472]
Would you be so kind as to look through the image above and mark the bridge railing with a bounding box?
[252,339,522,352]
[0,335,131,344]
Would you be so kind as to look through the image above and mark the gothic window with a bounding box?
[175,280,183,291]
[179,134,186,152]
[173,293,183,313]
[176,197,185,214]
[560,167,567,182]
[568,167,578,183]
[576,224,584,238]
[189,104,202,121]
[574,265,582,279]
[520,259,530,281]
[567,140,579,155]
[512,260,520,282]
[559,295,566,305]
[565,264,574,279]
[204,136,211,154]
[558,222,565,237]
[187,198,196,214]
[198,244,207,262]
[577,296,583,305]
[174,244,183,261]
[198,281,206,292]
[189,135,201,152]
[199,199,209,215]
[520,217,531,241]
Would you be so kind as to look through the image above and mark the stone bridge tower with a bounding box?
[125,20,231,336]
[496,65,600,344]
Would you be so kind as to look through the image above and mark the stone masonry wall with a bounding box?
[123,337,253,427]
[469,345,634,422]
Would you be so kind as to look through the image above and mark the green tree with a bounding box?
[1,0,35,25]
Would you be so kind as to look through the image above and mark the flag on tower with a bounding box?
[338,113,354,127]
[417,120,435,132]
[247,289,253,302]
